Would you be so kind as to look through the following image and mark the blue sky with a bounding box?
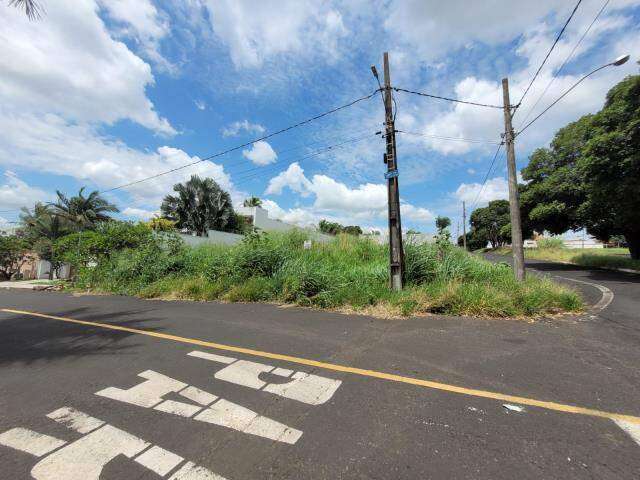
[1,0,639,235]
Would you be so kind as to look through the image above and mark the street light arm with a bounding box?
[515,55,630,137]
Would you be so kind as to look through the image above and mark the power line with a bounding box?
[100,89,380,194]
[228,133,378,185]
[516,61,613,136]
[393,87,504,109]
[513,0,583,114]
[396,130,501,145]
[516,0,610,129]
[470,142,505,211]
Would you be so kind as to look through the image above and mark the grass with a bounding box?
[495,245,639,272]
[74,231,583,318]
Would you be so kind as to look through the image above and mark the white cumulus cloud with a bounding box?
[0,171,50,211]
[242,141,278,166]
[0,0,175,135]
[264,162,434,224]
[222,120,266,137]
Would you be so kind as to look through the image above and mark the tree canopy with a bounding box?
[520,74,640,258]
[435,216,451,233]
[50,187,119,230]
[161,175,238,236]
[468,200,511,249]
[318,220,362,236]
[0,235,30,280]
[243,196,262,207]
[20,203,72,278]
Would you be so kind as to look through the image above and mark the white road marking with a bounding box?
[0,428,66,457]
[190,350,342,405]
[215,360,274,389]
[31,424,149,480]
[263,372,342,406]
[96,369,188,408]
[155,399,203,418]
[188,350,236,364]
[194,399,302,444]
[1,408,229,480]
[47,407,105,434]
[615,419,640,446]
[554,275,614,312]
[97,370,303,443]
[134,445,184,476]
[180,386,219,406]
[169,461,227,480]
[272,367,294,377]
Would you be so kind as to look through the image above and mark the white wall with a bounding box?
[178,231,243,247]
[237,206,295,233]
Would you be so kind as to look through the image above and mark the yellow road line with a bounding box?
[3,307,640,425]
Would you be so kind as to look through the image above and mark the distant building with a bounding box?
[0,224,20,236]
[178,206,332,247]
[236,205,298,233]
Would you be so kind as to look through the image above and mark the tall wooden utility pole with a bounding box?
[462,201,467,251]
[383,52,404,291]
[501,78,525,281]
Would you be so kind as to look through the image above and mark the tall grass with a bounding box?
[496,245,639,272]
[75,231,582,318]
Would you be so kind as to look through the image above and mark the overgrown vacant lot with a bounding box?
[494,244,639,272]
[71,230,582,318]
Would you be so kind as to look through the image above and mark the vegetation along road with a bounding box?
[1,255,640,479]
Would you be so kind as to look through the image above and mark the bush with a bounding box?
[70,230,582,318]
[537,237,564,249]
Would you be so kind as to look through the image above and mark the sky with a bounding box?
[1,0,639,235]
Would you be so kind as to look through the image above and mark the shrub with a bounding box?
[69,230,582,318]
[537,237,564,249]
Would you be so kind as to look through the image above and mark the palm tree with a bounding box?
[161,175,236,236]
[243,196,262,207]
[8,0,43,20]
[20,203,71,279]
[50,187,119,230]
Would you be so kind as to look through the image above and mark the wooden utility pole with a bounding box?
[462,201,467,251]
[383,52,404,291]
[501,78,525,281]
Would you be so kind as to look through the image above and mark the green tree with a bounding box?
[146,217,176,232]
[51,187,119,230]
[0,235,30,280]
[243,196,262,207]
[318,220,343,235]
[342,225,363,236]
[20,203,72,279]
[520,75,640,258]
[469,200,511,248]
[457,230,489,251]
[161,175,237,236]
[435,216,451,234]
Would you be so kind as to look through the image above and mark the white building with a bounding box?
[178,206,333,246]
[236,205,298,233]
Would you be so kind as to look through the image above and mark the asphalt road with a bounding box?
[1,258,639,479]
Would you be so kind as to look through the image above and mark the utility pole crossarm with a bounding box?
[382,52,405,291]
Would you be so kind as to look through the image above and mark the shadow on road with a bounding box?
[0,307,164,366]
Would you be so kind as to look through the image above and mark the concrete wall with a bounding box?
[237,206,295,233]
[34,260,71,280]
[178,231,244,247]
